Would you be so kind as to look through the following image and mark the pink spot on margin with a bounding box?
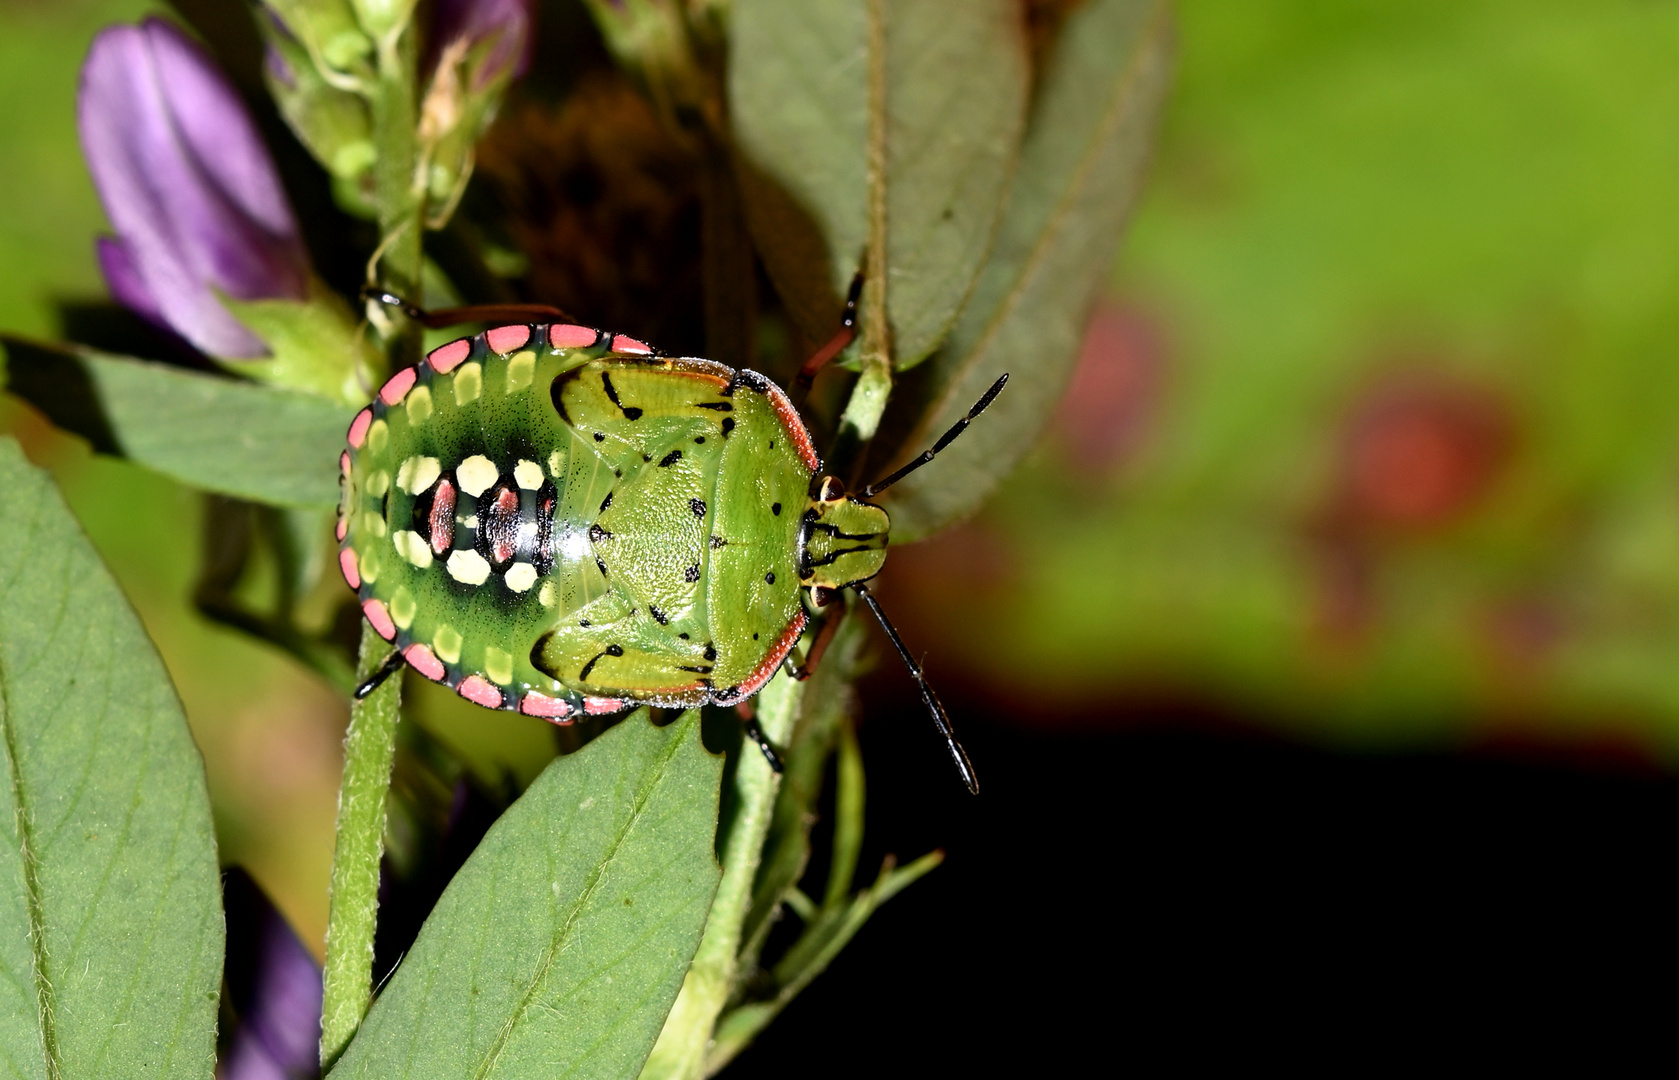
[336,518,347,541]
[339,548,361,590]
[404,644,445,681]
[347,408,373,448]
[584,696,627,715]
[611,335,652,355]
[379,366,417,405]
[486,324,531,354]
[520,691,575,722]
[427,338,471,373]
[362,599,396,640]
[458,675,504,708]
[550,324,596,348]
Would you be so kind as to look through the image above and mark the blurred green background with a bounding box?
[7,0,1679,956]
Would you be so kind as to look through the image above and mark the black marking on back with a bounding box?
[690,498,707,518]
[721,417,736,437]
[578,642,624,682]
[695,401,733,412]
[599,491,613,513]
[684,563,700,583]
[658,450,682,467]
[601,373,643,420]
[550,369,583,425]
[649,604,669,625]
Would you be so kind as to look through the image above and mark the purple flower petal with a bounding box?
[79,18,309,358]
[218,887,322,1080]
[95,236,166,325]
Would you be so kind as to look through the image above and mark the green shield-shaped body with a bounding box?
[338,323,825,720]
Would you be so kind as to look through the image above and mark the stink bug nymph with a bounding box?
[339,288,1006,792]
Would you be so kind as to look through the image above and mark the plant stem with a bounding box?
[319,21,422,1068]
[839,0,892,440]
[703,850,944,1076]
[318,623,403,1066]
[638,674,803,1080]
[368,25,425,366]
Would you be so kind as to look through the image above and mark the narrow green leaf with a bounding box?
[882,0,1173,541]
[730,0,1029,370]
[328,710,723,1080]
[1,337,350,509]
[0,437,223,1079]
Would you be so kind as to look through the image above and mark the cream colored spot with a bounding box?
[447,548,491,585]
[485,646,514,685]
[392,530,432,569]
[514,459,544,490]
[390,587,416,629]
[504,563,538,593]
[361,511,387,537]
[454,362,482,405]
[433,625,462,664]
[463,514,479,529]
[397,456,441,495]
[547,448,566,477]
[358,548,380,584]
[456,454,498,497]
[367,418,389,454]
[405,385,434,424]
[506,350,535,393]
[539,581,556,608]
[365,469,390,497]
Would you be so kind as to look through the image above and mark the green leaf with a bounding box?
[0,437,223,1079]
[730,0,1029,370]
[881,0,1173,541]
[2,337,350,510]
[327,710,723,1080]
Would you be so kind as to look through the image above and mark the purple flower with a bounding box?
[430,0,534,88]
[79,18,310,359]
[218,875,324,1080]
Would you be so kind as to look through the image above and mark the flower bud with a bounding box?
[259,10,378,217]
[417,0,534,227]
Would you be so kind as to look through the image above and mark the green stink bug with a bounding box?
[339,292,1004,791]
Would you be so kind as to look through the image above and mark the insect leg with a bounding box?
[361,288,580,329]
[786,607,843,681]
[854,583,978,794]
[353,649,407,699]
[859,373,1010,498]
[794,270,865,395]
[741,714,785,773]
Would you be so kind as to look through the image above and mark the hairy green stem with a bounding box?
[320,20,422,1068]
[638,674,803,1080]
[319,624,404,1066]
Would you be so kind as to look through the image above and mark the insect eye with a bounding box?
[816,476,845,503]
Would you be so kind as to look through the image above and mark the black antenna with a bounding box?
[854,583,978,794]
[859,373,1010,498]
